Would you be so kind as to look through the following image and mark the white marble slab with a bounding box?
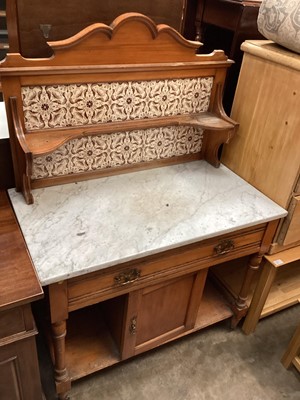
[0,102,9,139]
[8,161,287,286]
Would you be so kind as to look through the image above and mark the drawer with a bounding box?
[67,224,267,311]
[278,196,300,246]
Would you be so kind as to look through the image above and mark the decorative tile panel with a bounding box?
[22,77,214,131]
[31,126,203,179]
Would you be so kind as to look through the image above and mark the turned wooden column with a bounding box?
[52,321,69,395]
[236,254,263,310]
[231,253,263,328]
[231,220,279,328]
[48,282,71,400]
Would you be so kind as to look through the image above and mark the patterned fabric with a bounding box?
[22,77,214,131]
[258,0,300,54]
[31,126,204,179]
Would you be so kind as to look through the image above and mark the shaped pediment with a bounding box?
[1,12,229,70]
[45,12,202,64]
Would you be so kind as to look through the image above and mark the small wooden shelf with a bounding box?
[16,109,235,156]
[0,11,6,18]
[211,257,253,306]
[195,280,233,329]
[59,305,121,382]
[211,255,300,318]
[261,261,300,316]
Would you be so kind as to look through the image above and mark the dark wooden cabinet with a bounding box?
[0,0,8,61]
[195,0,263,112]
[0,0,8,100]
[0,306,42,400]
[0,191,44,400]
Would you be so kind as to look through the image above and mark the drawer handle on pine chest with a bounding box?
[214,239,235,255]
[114,268,141,286]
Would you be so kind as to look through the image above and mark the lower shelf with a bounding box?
[65,306,121,381]
[195,280,233,329]
[52,278,232,382]
[211,256,300,318]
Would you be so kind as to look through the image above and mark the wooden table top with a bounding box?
[0,190,43,311]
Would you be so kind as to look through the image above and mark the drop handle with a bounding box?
[214,239,235,255]
[129,316,137,335]
[114,268,141,286]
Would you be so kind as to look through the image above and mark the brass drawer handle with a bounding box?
[114,268,141,286]
[129,316,137,335]
[214,239,235,255]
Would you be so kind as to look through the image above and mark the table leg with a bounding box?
[48,282,71,399]
[51,320,71,399]
[242,260,277,335]
[281,323,300,369]
[231,253,263,328]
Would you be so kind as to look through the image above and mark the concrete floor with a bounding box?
[39,304,300,400]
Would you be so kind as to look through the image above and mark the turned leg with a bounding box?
[231,253,263,328]
[52,320,71,399]
[48,282,71,400]
[242,260,277,334]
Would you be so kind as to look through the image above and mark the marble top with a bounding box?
[8,161,287,286]
[0,102,9,139]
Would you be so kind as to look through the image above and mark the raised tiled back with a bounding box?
[22,78,213,179]
[22,78,214,130]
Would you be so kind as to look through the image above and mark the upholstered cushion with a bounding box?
[257,0,300,54]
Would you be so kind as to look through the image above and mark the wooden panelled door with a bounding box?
[121,269,208,359]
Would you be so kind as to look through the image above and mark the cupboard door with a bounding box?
[0,337,43,400]
[122,269,207,359]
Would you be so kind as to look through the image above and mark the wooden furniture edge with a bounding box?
[241,40,300,71]
[242,245,300,334]
[0,190,43,310]
[265,245,300,267]
[281,322,300,369]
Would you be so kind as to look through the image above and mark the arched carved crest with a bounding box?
[1,12,229,68]
[47,12,202,64]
